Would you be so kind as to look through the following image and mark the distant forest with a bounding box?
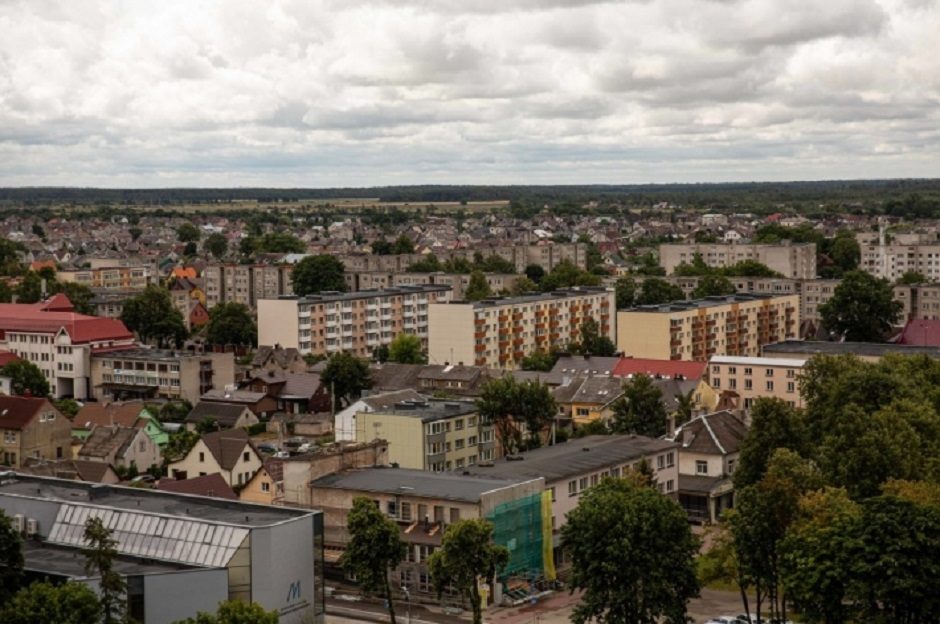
[2,179,940,218]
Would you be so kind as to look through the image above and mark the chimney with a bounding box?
[667,414,676,438]
[681,426,692,447]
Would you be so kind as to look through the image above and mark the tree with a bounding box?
[183,241,198,256]
[428,519,509,624]
[322,352,372,407]
[722,260,782,277]
[828,232,860,274]
[164,428,200,462]
[205,302,256,347]
[524,264,546,285]
[897,270,928,285]
[83,517,126,624]
[51,281,94,314]
[692,274,736,298]
[54,398,81,418]
[464,270,491,301]
[634,278,685,306]
[0,582,102,624]
[129,226,143,241]
[562,478,699,624]
[819,270,902,342]
[204,232,229,259]
[121,286,187,347]
[0,238,25,276]
[540,260,601,291]
[509,276,539,296]
[570,318,616,356]
[477,376,557,453]
[171,600,279,624]
[253,231,306,254]
[387,333,425,364]
[0,280,11,303]
[176,222,201,243]
[291,255,346,296]
[614,276,636,308]
[0,510,24,603]
[734,398,807,489]
[371,239,392,255]
[391,234,415,254]
[521,349,557,372]
[611,374,667,437]
[1,360,50,397]
[341,497,407,624]
[14,271,44,303]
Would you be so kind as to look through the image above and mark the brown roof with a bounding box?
[670,411,748,456]
[76,402,147,429]
[200,428,256,471]
[158,473,237,500]
[417,365,484,383]
[262,459,284,483]
[19,458,117,483]
[0,396,52,430]
[369,363,424,391]
[184,402,251,427]
[360,389,425,411]
[78,426,139,460]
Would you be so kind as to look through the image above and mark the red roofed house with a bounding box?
[611,357,706,381]
[0,396,73,468]
[0,295,136,399]
[897,319,940,347]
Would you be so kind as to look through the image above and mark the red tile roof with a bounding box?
[611,357,706,381]
[0,396,51,430]
[0,351,21,367]
[897,319,940,347]
[0,300,133,344]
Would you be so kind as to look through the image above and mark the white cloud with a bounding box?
[0,0,937,186]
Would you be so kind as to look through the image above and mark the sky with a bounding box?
[1,0,938,188]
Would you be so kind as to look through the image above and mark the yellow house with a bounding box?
[692,379,720,413]
[240,462,283,505]
[553,377,624,426]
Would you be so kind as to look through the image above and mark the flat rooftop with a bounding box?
[762,340,940,358]
[443,286,611,309]
[272,284,450,304]
[626,293,790,313]
[459,435,677,483]
[312,467,532,503]
[0,473,315,527]
[369,399,477,421]
[22,541,198,578]
[90,347,216,361]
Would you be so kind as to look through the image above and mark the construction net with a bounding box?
[488,492,545,580]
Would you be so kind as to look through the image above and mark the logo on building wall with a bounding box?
[287,580,301,602]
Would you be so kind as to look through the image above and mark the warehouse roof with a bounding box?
[312,467,531,503]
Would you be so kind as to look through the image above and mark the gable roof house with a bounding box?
[77,425,162,472]
[73,401,169,448]
[666,410,748,523]
[334,389,425,441]
[241,370,332,415]
[18,457,121,484]
[168,429,263,488]
[157,472,237,500]
[183,401,259,432]
[199,388,277,418]
[250,345,307,374]
[0,396,73,469]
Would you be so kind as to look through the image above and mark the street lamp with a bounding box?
[400,585,412,624]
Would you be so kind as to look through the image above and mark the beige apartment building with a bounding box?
[342,242,587,274]
[89,348,236,404]
[860,242,940,281]
[257,285,452,358]
[659,243,817,279]
[617,293,800,361]
[428,287,615,370]
[705,355,807,410]
[203,263,295,308]
[346,271,524,300]
[58,266,154,291]
[354,399,497,471]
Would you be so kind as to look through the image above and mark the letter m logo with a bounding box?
[287,580,301,602]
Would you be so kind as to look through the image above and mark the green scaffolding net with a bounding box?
[487,493,543,580]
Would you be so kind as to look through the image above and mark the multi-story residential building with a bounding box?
[58,265,154,291]
[704,355,807,410]
[203,263,295,308]
[861,240,940,281]
[617,293,800,361]
[342,242,587,274]
[462,434,679,560]
[353,398,497,471]
[257,285,452,358]
[762,339,940,363]
[0,473,325,624]
[428,287,615,370]
[89,348,236,404]
[311,468,545,600]
[346,271,524,300]
[0,295,136,399]
[659,242,817,279]
[0,396,72,468]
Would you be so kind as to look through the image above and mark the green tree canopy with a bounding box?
[428,519,509,624]
[203,232,229,259]
[50,281,94,314]
[0,510,24,603]
[734,398,807,489]
[291,255,347,296]
[569,318,616,356]
[252,231,305,254]
[176,222,201,243]
[614,276,636,308]
[827,232,861,274]
[562,478,699,624]
[322,352,372,407]
[524,264,546,285]
[83,516,125,624]
[171,600,279,624]
[692,274,736,298]
[520,349,558,372]
[387,333,425,364]
[540,260,601,291]
[897,270,928,285]
[464,270,492,301]
[477,376,557,453]
[818,270,902,341]
[611,373,667,437]
[509,276,539,296]
[120,285,187,348]
[341,497,407,624]
[634,278,685,306]
[1,360,50,397]
[0,581,102,624]
[205,302,256,347]
[391,234,415,254]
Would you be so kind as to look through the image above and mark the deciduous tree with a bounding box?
[203,232,229,259]
[83,517,126,624]
[205,302,257,347]
[0,581,102,624]
[0,510,24,603]
[1,360,50,397]
[634,278,684,306]
[387,333,425,364]
[120,286,188,348]
[818,270,901,342]
[171,600,279,624]
[610,373,667,437]
[322,352,372,407]
[176,222,201,243]
[464,270,492,301]
[291,254,347,296]
[476,376,557,453]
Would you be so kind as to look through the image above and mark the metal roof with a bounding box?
[311,467,529,503]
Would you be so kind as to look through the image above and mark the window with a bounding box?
[590,474,599,486]
[657,455,665,470]
[198,452,205,463]
[696,460,708,475]
[744,379,753,390]
[568,480,577,496]
[401,502,412,521]
[666,452,675,467]
[387,501,398,517]
[744,367,752,376]
[766,381,774,391]
[765,368,774,377]
[727,459,736,474]
[579,477,588,491]
[787,381,795,393]
[450,508,460,523]
[666,479,675,493]
[261,482,270,493]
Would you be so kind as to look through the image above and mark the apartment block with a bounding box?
[354,398,497,471]
[617,293,800,361]
[346,271,524,300]
[90,348,236,404]
[342,242,587,274]
[428,287,615,370]
[58,266,154,291]
[203,263,294,308]
[706,355,807,410]
[659,242,817,279]
[860,242,940,281]
[257,285,452,358]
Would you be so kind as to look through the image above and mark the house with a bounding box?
[251,345,307,374]
[416,364,490,397]
[168,428,263,488]
[73,401,169,448]
[0,396,72,468]
[369,362,425,393]
[241,370,331,414]
[158,473,237,500]
[553,376,624,426]
[239,460,284,505]
[77,425,162,473]
[334,389,425,441]
[667,411,748,523]
[18,457,121,484]
[199,388,277,418]
[183,401,259,432]
[276,439,389,508]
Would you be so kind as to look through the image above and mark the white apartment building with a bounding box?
[659,243,817,279]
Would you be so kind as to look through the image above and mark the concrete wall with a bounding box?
[258,299,301,351]
[143,569,228,624]
[357,413,424,470]
[616,312,670,359]
[428,304,476,366]
[250,516,320,624]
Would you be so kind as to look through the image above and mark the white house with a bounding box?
[334,389,425,441]
[169,429,262,488]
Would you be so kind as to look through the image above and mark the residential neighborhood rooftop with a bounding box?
[273,284,450,303]
[311,467,533,503]
[627,293,783,313]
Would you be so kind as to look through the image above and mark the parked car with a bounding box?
[257,442,278,454]
[130,474,156,484]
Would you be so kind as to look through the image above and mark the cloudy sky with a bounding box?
[1,0,938,187]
